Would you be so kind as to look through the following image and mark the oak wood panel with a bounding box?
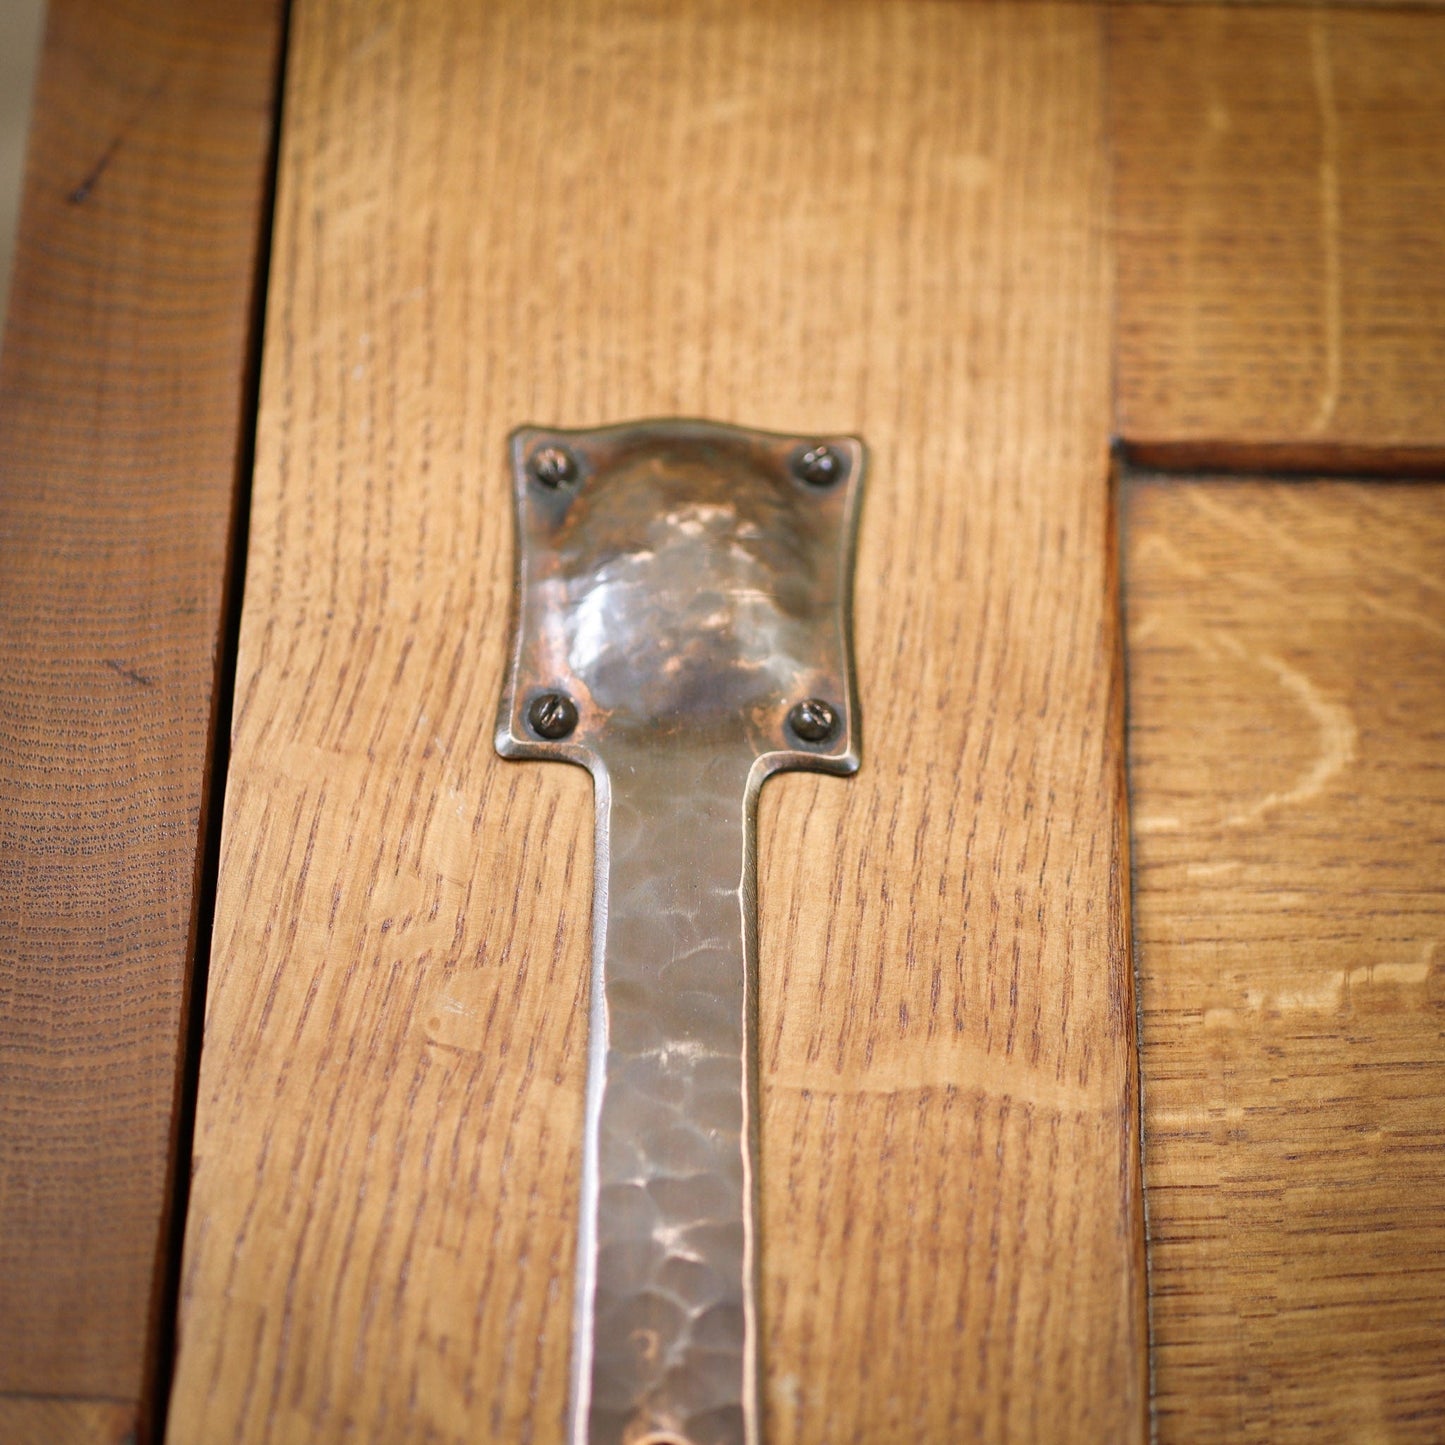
[1110,7,1445,474]
[169,2,1144,1441]
[0,1399,138,1445]
[0,0,285,1427]
[1125,478,1445,1442]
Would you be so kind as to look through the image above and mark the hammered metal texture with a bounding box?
[589,742,755,1445]
[497,420,863,1445]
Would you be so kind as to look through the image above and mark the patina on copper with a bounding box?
[497,418,864,1445]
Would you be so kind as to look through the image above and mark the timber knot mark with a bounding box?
[104,657,155,688]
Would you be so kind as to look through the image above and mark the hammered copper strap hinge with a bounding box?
[497,418,864,1445]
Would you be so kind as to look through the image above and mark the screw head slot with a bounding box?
[527,691,579,739]
[531,445,578,488]
[787,697,840,744]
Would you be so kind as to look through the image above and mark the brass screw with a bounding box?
[528,691,579,739]
[531,445,578,488]
[787,697,839,743]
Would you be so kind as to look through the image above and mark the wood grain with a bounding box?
[168,2,1144,1441]
[1125,478,1445,1442]
[1110,7,1445,474]
[0,1399,138,1445]
[0,0,284,1427]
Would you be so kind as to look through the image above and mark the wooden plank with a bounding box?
[1125,477,1445,1442]
[1110,7,1445,474]
[0,1399,138,1445]
[168,2,1145,1441]
[0,0,285,1425]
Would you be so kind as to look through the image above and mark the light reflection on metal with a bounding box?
[497,418,863,1445]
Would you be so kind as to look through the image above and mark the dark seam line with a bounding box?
[146,4,295,1442]
[1111,448,1161,1444]
[1113,438,1445,486]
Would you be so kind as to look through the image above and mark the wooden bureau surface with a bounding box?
[0,3,1441,1441]
[167,4,1140,1439]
